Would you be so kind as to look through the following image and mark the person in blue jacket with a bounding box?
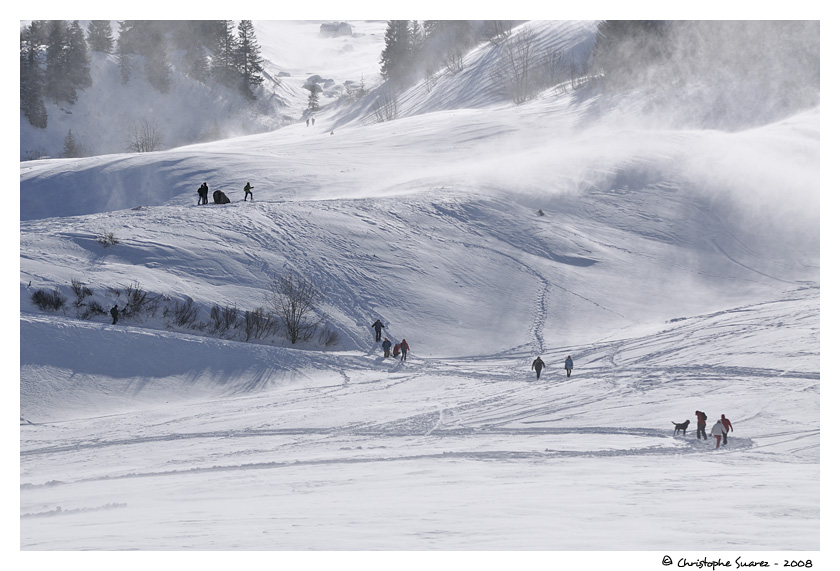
[381,337,392,358]
[564,355,574,377]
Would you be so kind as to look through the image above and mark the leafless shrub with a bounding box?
[71,277,93,304]
[372,89,399,123]
[208,304,240,336]
[170,297,199,328]
[78,300,107,320]
[242,307,279,341]
[31,288,66,312]
[444,47,465,74]
[486,20,514,45]
[122,281,160,319]
[318,325,340,347]
[97,231,120,247]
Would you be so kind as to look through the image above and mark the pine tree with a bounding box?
[307,84,320,111]
[235,20,264,98]
[379,20,412,85]
[184,41,210,83]
[86,20,114,53]
[66,21,92,92]
[116,21,135,85]
[62,129,83,158]
[44,20,76,104]
[20,23,48,128]
[143,24,172,93]
[211,20,239,88]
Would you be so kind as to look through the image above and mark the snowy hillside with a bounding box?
[19,20,388,160]
[20,20,820,557]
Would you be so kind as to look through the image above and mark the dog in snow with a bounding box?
[672,420,690,436]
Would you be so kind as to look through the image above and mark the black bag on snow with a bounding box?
[213,190,231,204]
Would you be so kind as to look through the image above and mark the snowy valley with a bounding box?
[19,20,820,559]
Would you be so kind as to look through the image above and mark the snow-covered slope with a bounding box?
[19,20,388,160]
[19,20,820,554]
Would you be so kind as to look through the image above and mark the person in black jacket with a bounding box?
[110,304,119,324]
[197,182,209,205]
[372,319,384,341]
[531,356,545,380]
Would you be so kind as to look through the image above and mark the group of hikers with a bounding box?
[695,410,735,449]
[196,181,254,205]
[372,318,575,377]
[530,355,574,380]
[372,319,410,361]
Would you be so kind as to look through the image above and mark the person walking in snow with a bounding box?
[531,356,546,380]
[564,355,574,377]
[695,410,708,440]
[399,339,409,361]
[720,414,734,445]
[710,419,726,449]
[197,182,209,205]
[110,304,119,325]
[243,182,254,201]
[372,319,384,342]
[382,337,392,358]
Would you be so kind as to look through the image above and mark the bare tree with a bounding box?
[267,274,324,344]
[126,117,163,152]
[493,28,538,104]
[372,88,399,122]
[487,21,515,45]
[444,47,465,74]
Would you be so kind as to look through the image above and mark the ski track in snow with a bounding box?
[21,289,819,492]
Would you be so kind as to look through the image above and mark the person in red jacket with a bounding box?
[720,414,734,445]
[399,339,410,361]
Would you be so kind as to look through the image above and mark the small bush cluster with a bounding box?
[29,276,342,348]
[96,231,120,247]
[208,304,240,337]
[71,277,105,320]
[168,298,199,328]
[122,281,162,319]
[31,288,66,311]
[243,307,279,341]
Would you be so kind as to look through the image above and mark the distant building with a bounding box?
[319,22,353,37]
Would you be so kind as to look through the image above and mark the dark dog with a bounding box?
[672,420,690,436]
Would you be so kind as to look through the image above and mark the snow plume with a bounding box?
[679,109,820,249]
